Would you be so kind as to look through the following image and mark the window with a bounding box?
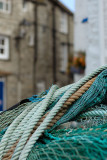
[60,12,68,34]
[28,34,35,47]
[0,0,11,13]
[0,35,9,60]
[23,0,27,11]
[60,44,68,72]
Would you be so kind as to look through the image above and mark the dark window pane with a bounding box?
[1,39,4,45]
[0,49,4,54]
[0,2,3,10]
[0,39,5,45]
[23,0,27,9]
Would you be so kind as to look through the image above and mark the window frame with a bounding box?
[60,11,68,34]
[0,35,9,60]
[0,0,11,14]
[60,44,68,73]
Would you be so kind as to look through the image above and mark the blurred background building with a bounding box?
[74,0,107,79]
[0,0,74,110]
[86,0,107,74]
[74,0,87,81]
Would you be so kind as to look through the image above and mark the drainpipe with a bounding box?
[52,2,57,83]
[15,37,22,102]
[33,3,38,94]
[68,15,74,82]
[67,15,71,83]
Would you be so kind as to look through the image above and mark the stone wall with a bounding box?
[35,0,74,92]
[0,0,73,109]
[0,0,35,108]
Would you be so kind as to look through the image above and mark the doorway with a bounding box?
[0,78,6,111]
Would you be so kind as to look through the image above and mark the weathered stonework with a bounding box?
[0,0,73,109]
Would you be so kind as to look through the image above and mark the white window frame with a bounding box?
[60,44,68,72]
[60,11,68,34]
[0,35,9,60]
[0,0,11,14]
[0,78,6,111]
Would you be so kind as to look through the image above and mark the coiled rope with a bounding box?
[0,65,107,160]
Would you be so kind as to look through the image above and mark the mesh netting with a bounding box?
[0,69,107,160]
[27,124,107,160]
[0,102,31,132]
[51,70,107,130]
[76,104,107,129]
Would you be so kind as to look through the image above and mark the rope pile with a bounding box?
[0,65,107,160]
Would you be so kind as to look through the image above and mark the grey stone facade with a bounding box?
[34,0,74,91]
[0,0,73,109]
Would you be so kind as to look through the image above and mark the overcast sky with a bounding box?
[59,0,75,12]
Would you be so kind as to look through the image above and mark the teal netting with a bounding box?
[27,124,107,160]
[51,69,107,130]
[0,69,107,160]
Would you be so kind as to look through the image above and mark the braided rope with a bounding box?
[4,102,41,152]
[0,102,38,159]
[2,77,96,160]
[19,66,107,160]
[1,65,107,160]
[47,77,96,129]
[1,85,58,160]
[10,85,58,160]
[18,77,97,160]
[80,110,107,118]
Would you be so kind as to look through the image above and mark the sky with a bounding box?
[59,0,75,12]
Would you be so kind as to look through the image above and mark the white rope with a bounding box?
[19,65,107,160]
[0,102,37,159]
[0,65,107,160]
[11,85,58,160]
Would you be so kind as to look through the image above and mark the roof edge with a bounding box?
[27,0,73,15]
[51,0,73,16]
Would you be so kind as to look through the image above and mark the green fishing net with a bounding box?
[27,124,107,160]
[0,102,32,132]
[0,69,107,160]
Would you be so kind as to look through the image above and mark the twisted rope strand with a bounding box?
[11,85,58,160]
[1,65,107,160]
[3,77,96,160]
[19,77,96,160]
[0,102,37,160]
[80,110,107,118]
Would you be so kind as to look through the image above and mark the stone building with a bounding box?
[0,0,73,110]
